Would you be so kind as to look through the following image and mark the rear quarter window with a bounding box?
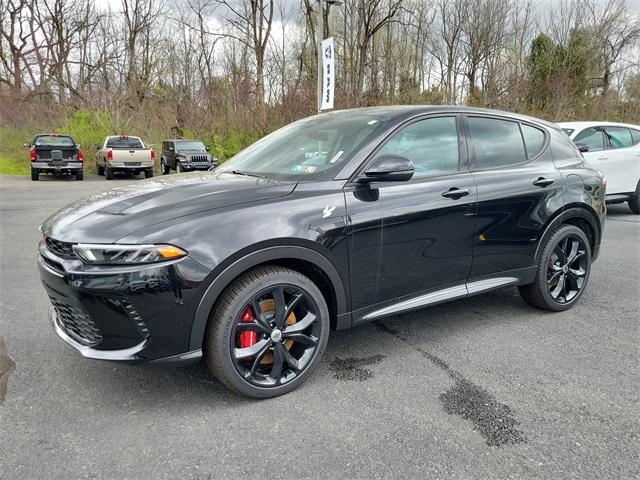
[467,117,527,169]
[521,124,546,159]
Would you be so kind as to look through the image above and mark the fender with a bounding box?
[188,245,349,351]
[534,206,601,263]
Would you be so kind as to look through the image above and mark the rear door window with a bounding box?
[574,127,605,152]
[467,117,526,168]
[604,127,633,149]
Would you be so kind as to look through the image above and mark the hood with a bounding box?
[41,171,296,243]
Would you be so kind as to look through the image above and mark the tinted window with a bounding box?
[34,135,75,147]
[106,137,144,149]
[629,129,640,146]
[468,117,526,168]
[574,127,604,152]
[604,127,633,149]
[217,112,389,180]
[374,116,459,177]
[175,140,207,152]
[521,124,546,158]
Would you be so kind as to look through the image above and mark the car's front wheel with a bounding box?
[205,266,330,398]
[176,162,184,174]
[519,224,592,311]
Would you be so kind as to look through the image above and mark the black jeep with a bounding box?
[160,139,218,174]
[27,134,84,181]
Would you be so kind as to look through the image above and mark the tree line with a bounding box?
[1,0,639,161]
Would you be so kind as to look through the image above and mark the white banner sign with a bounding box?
[321,37,335,110]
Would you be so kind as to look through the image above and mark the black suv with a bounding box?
[38,107,605,398]
[160,139,218,174]
[27,134,84,181]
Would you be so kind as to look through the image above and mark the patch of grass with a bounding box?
[0,155,30,175]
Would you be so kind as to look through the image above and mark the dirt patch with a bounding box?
[329,354,385,381]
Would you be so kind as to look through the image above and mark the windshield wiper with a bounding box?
[230,170,267,179]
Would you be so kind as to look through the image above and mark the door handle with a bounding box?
[533,177,554,188]
[442,187,470,199]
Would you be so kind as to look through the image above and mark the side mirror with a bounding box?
[205,147,209,152]
[360,154,414,182]
[24,142,31,148]
[576,143,589,153]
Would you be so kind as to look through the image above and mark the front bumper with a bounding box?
[180,163,214,171]
[39,241,211,363]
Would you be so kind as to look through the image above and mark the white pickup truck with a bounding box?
[95,135,155,180]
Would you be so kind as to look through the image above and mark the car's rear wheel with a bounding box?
[31,169,39,181]
[205,266,329,398]
[97,165,104,176]
[105,166,113,180]
[519,224,591,311]
[628,181,640,214]
[75,172,83,181]
[145,169,154,178]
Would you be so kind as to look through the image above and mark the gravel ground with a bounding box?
[0,173,638,480]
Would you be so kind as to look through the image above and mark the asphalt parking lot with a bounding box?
[0,173,638,480]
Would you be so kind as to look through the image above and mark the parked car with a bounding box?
[94,135,155,180]
[26,134,84,181]
[39,107,605,398]
[160,139,218,174]
[558,121,640,213]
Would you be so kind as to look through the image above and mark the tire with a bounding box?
[205,266,330,398]
[97,165,104,176]
[176,162,183,174]
[75,172,83,181]
[161,158,170,175]
[628,181,640,214]
[518,224,592,312]
[105,166,113,180]
[31,169,39,181]
[145,169,154,178]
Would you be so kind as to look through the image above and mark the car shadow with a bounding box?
[68,287,532,407]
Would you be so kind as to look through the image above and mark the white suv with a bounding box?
[558,121,640,214]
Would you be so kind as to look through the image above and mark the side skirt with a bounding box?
[353,267,536,325]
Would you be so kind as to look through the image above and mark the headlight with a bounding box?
[73,244,187,265]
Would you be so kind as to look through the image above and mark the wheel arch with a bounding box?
[534,205,601,263]
[188,245,349,351]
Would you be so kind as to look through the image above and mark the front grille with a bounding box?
[50,296,102,346]
[46,237,75,259]
[191,155,209,164]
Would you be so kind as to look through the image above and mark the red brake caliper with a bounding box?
[239,307,257,350]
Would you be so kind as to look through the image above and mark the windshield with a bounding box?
[175,140,206,152]
[34,135,75,148]
[561,128,575,136]
[106,137,144,149]
[217,112,389,180]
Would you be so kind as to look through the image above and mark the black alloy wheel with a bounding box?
[206,266,329,398]
[519,224,592,311]
[545,234,588,304]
